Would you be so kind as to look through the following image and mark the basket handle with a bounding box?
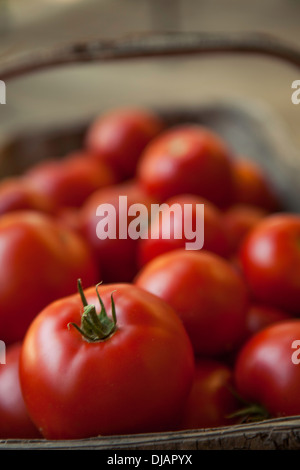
[1,31,300,81]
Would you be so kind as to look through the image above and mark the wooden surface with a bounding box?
[1,415,300,450]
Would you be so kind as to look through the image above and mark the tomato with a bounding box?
[222,204,267,255]
[85,108,164,180]
[24,150,116,209]
[19,281,195,439]
[137,194,231,267]
[245,304,292,339]
[234,319,300,418]
[137,125,234,208]
[239,213,300,314]
[0,177,56,215]
[78,180,157,283]
[0,342,41,438]
[231,157,281,212]
[0,211,98,345]
[135,249,248,357]
[180,359,240,430]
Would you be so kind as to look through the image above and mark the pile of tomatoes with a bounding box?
[1,107,300,441]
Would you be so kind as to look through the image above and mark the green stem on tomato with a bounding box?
[68,279,117,342]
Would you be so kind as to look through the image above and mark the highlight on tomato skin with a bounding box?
[19,281,196,440]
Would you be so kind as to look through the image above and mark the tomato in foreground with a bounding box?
[0,343,41,439]
[180,359,240,430]
[0,211,98,344]
[234,320,300,418]
[135,250,248,357]
[19,281,195,439]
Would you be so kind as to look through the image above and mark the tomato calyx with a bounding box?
[68,279,117,342]
[228,402,270,423]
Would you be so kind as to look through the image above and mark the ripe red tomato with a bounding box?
[85,108,164,179]
[231,157,280,212]
[135,249,248,357]
[222,204,267,254]
[78,180,157,283]
[24,151,116,209]
[137,125,234,208]
[0,177,56,215]
[239,213,300,314]
[19,281,195,439]
[0,343,41,438]
[0,211,98,344]
[137,194,231,267]
[234,320,300,418]
[180,359,240,430]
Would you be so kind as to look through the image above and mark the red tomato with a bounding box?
[78,180,157,283]
[137,125,234,208]
[239,213,300,314]
[0,177,56,215]
[85,108,164,179]
[222,204,267,254]
[234,320,300,418]
[135,249,248,357]
[0,343,41,438]
[0,211,98,344]
[24,151,116,209]
[137,194,231,267]
[245,304,292,338]
[232,157,280,212]
[180,359,240,430]
[19,281,195,439]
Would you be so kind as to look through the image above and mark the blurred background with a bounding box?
[0,0,300,151]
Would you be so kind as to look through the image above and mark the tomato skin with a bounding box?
[239,214,300,314]
[78,181,157,283]
[19,283,195,439]
[137,125,234,208]
[137,194,231,267]
[180,359,240,430]
[234,320,300,417]
[0,343,41,438]
[135,249,248,357]
[24,151,116,209]
[85,108,164,179]
[222,204,267,255]
[245,304,292,339]
[232,157,280,212]
[0,177,56,215]
[0,211,98,345]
